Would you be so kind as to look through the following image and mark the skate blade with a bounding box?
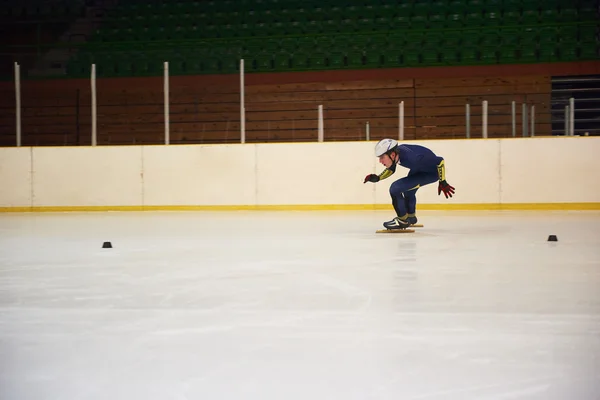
[376,229,415,234]
[410,224,424,228]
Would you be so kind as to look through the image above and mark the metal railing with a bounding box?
[1,60,596,147]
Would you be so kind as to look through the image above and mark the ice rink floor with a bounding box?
[1,210,599,400]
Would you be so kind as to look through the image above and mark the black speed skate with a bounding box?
[383,217,411,230]
[407,216,418,225]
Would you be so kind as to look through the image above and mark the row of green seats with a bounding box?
[81,27,597,67]
[104,5,594,27]
[109,0,593,14]
[90,17,596,44]
[85,24,596,53]
[67,39,597,78]
[100,9,593,30]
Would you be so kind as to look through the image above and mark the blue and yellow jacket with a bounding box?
[379,144,447,181]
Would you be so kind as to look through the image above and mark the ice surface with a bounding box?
[1,210,599,400]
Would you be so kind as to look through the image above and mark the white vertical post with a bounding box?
[399,101,404,140]
[318,105,324,142]
[569,97,575,136]
[511,101,516,137]
[91,63,97,146]
[564,105,569,135]
[530,105,535,137]
[164,61,170,145]
[482,100,488,138]
[365,121,370,141]
[240,59,246,143]
[522,103,528,137]
[14,62,21,147]
[465,103,470,138]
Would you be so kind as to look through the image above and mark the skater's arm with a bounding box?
[436,159,455,198]
[378,162,397,180]
[363,163,395,183]
[436,159,446,181]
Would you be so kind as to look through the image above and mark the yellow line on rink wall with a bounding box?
[1,203,600,212]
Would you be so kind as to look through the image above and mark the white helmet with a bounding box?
[374,138,398,157]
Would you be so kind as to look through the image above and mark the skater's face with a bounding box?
[379,152,396,168]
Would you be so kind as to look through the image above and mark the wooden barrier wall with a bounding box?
[1,61,598,146]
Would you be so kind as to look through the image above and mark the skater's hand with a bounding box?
[438,180,455,198]
[364,174,380,183]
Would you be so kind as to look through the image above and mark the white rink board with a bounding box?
[0,148,32,208]
[143,144,257,206]
[31,147,143,207]
[1,137,599,209]
[500,137,600,203]
[256,142,375,205]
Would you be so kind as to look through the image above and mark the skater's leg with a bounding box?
[404,190,419,224]
[383,190,411,229]
[391,191,406,218]
[385,176,419,229]
[392,171,439,224]
[405,192,417,215]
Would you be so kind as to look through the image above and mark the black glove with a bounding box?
[438,180,455,198]
[364,174,380,183]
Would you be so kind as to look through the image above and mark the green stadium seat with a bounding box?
[346,51,365,68]
[517,46,537,62]
[481,30,500,46]
[540,9,559,23]
[381,49,401,68]
[462,34,479,48]
[363,49,382,68]
[520,28,538,48]
[558,8,579,23]
[413,3,430,17]
[445,13,464,29]
[403,47,420,67]
[579,43,598,60]
[502,11,520,25]
[521,10,540,24]
[498,46,517,63]
[482,11,502,26]
[410,15,428,30]
[440,48,459,64]
[538,26,558,45]
[559,26,579,45]
[308,52,330,70]
[538,44,558,62]
[390,15,411,29]
[448,0,468,14]
[459,46,479,64]
[465,12,483,27]
[579,24,597,39]
[558,45,578,61]
[422,47,441,65]
[466,0,485,11]
[272,51,291,70]
[202,56,222,74]
[428,13,445,27]
[291,51,309,69]
[440,31,462,47]
[220,56,240,73]
[116,59,133,77]
[137,58,161,76]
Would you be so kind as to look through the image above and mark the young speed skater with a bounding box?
[363,138,455,230]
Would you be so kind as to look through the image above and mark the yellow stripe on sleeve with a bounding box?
[437,160,446,181]
[379,169,394,180]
